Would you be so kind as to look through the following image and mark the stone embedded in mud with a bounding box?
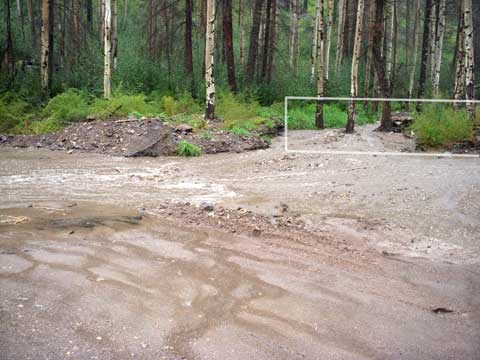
[175,124,193,133]
[200,202,214,212]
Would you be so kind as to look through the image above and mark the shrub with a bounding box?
[0,93,33,133]
[161,96,178,116]
[410,105,474,147]
[42,89,90,123]
[217,91,259,126]
[91,94,160,119]
[30,118,63,134]
[177,140,202,157]
[229,126,252,137]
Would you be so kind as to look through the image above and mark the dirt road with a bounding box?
[1,130,479,359]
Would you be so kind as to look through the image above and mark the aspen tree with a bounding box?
[205,0,216,120]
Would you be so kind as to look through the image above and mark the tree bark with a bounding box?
[335,0,347,72]
[464,0,475,116]
[239,0,245,66]
[324,0,334,80]
[266,0,276,83]
[453,1,465,108]
[363,0,376,101]
[112,0,118,70]
[3,0,15,75]
[391,0,398,95]
[16,0,26,41]
[261,0,272,80]
[310,4,319,83]
[289,0,298,67]
[86,0,93,31]
[246,0,263,82]
[428,0,438,88]
[316,0,325,129]
[417,0,432,109]
[224,0,238,92]
[184,0,195,95]
[346,0,365,133]
[103,0,112,97]
[431,0,445,96]
[408,0,421,100]
[205,0,216,120]
[40,0,53,94]
[27,0,36,48]
[372,0,392,130]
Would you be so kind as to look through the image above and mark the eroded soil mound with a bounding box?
[0,118,270,157]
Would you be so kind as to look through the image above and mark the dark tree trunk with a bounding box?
[3,0,14,75]
[86,0,93,32]
[266,0,276,83]
[27,0,37,49]
[417,0,432,109]
[261,0,272,80]
[372,0,392,131]
[223,0,237,92]
[185,0,195,96]
[246,0,263,82]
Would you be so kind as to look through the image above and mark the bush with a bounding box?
[90,94,161,119]
[42,89,90,123]
[229,126,252,137]
[0,93,32,133]
[410,105,474,147]
[217,91,259,126]
[177,140,202,157]
[30,118,63,134]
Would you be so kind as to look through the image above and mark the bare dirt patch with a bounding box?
[0,118,270,157]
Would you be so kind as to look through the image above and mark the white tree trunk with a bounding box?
[40,0,52,93]
[205,0,216,120]
[316,0,325,129]
[408,0,421,99]
[325,0,333,80]
[385,2,394,85]
[310,7,319,83]
[112,0,118,70]
[363,0,376,99]
[463,0,475,116]
[432,0,446,96]
[103,0,112,98]
[346,0,365,133]
[289,0,298,67]
[429,0,437,88]
[16,0,25,40]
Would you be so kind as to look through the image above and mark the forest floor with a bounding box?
[1,128,480,359]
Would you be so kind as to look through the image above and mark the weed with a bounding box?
[177,140,202,157]
[42,89,90,123]
[229,126,252,137]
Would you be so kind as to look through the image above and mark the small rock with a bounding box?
[200,202,214,212]
[175,124,193,133]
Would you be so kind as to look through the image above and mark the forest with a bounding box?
[0,0,479,148]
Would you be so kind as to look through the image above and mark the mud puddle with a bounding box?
[1,202,479,359]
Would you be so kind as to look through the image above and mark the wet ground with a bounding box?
[1,129,480,359]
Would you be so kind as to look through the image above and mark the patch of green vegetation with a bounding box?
[217,91,259,126]
[410,105,474,148]
[229,126,252,137]
[200,130,213,140]
[287,103,377,129]
[42,89,90,123]
[90,94,161,119]
[177,140,202,157]
[30,118,64,134]
[0,93,34,133]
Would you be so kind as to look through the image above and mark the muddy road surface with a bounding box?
[1,131,480,359]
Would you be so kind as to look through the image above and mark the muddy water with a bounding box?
[1,203,479,359]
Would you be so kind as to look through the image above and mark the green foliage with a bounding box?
[287,103,377,129]
[229,126,252,137]
[217,91,259,125]
[30,118,63,134]
[42,89,90,123]
[177,140,202,157]
[410,105,474,147]
[90,94,161,119]
[200,130,213,140]
[0,93,34,133]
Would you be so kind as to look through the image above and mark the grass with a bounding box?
[410,105,475,147]
[287,102,377,129]
[177,140,202,157]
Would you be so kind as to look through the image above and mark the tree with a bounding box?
[112,0,118,70]
[185,0,195,96]
[324,0,334,80]
[335,0,347,72]
[223,0,238,92]
[408,0,421,100]
[464,0,475,116]
[417,0,432,108]
[363,0,376,101]
[40,0,54,94]
[289,0,299,68]
[346,0,365,133]
[16,0,25,41]
[246,0,263,82]
[266,0,277,83]
[454,1,465,108]
[3,0,14,75]
[205,0,216,120]
[27,0,36,48]
[104,0,112,97]
[372,0,392,131]
[310,2,319,83]
[432,0,446,96]
[316,0,324,129]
